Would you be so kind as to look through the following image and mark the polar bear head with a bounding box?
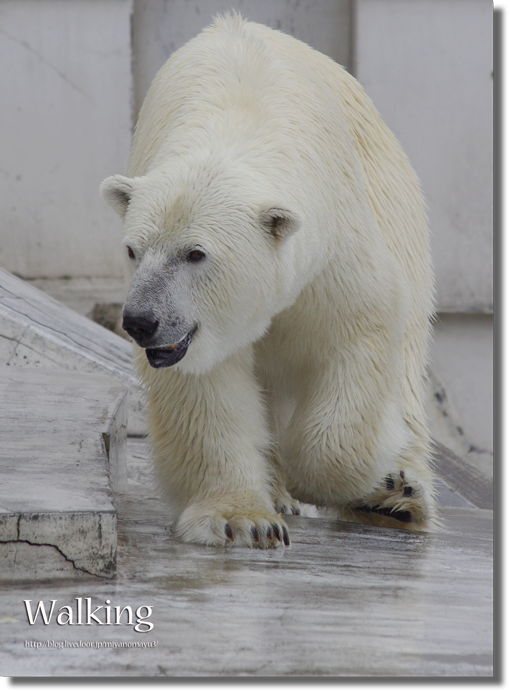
[101,158,302,374]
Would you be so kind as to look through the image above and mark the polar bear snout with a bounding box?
[123,304,198,368]
[122,309,159,346]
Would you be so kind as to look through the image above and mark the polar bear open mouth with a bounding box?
[145,326,197,368]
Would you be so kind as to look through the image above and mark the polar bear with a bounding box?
[101,14,436,547]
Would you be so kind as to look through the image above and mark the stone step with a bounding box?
[0,367,127,581]
[0,268,145,435]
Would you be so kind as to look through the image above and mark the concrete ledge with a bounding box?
[0,367,127,581]
[1,513,117,581]
[432,440,493,510]
[0,268,146,435]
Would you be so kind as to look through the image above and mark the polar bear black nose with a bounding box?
[122,310,159,344]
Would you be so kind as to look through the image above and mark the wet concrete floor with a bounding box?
[1,439,493,678]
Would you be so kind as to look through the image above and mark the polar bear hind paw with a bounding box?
[355,470,429,526]
[273,495,302,516]
[174,504,290,548]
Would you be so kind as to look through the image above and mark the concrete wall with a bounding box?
[133,0,353,117]
[0,0,133,278]
[355,0,493,313]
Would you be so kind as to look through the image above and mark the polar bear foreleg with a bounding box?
[145,347,290,548]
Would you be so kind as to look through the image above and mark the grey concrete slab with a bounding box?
[0,438,492,677]
[0,367,127,581]
[28,277,127,322]
[0,268,146,435]
[434,478,475,509]
[432,441,493,510]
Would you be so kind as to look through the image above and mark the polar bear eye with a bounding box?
[127,246,135,260]
[187,249,206,263]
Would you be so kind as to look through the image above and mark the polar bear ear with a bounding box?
[100,175,136,219]
[259,207,302,241]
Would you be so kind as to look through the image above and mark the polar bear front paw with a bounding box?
[174,501,290,549]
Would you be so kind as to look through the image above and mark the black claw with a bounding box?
[400,470,406,481]
[267,526,273,540]
[357,503,381,513]
[282,526,290,546]
[225,524,234,541]
[391,509,413,523]
[251,526,260,543]
[279,505,286,514]
[386,476,395,490]
[356,504,413,523]
[292,506,301,515]
[272,523,282,541]
[403,486,413,497]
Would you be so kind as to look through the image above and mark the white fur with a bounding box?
[101,14,437,546]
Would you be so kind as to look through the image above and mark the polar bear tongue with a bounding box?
[145,326,196,369]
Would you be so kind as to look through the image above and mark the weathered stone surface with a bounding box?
[0,268,146,435]
[0,367,127,580]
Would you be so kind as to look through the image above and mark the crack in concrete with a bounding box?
[0,325,29,363]
[5,515,107,578]
[1,536,103,578]
[0,28,94,104]
[1,330,85,370]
